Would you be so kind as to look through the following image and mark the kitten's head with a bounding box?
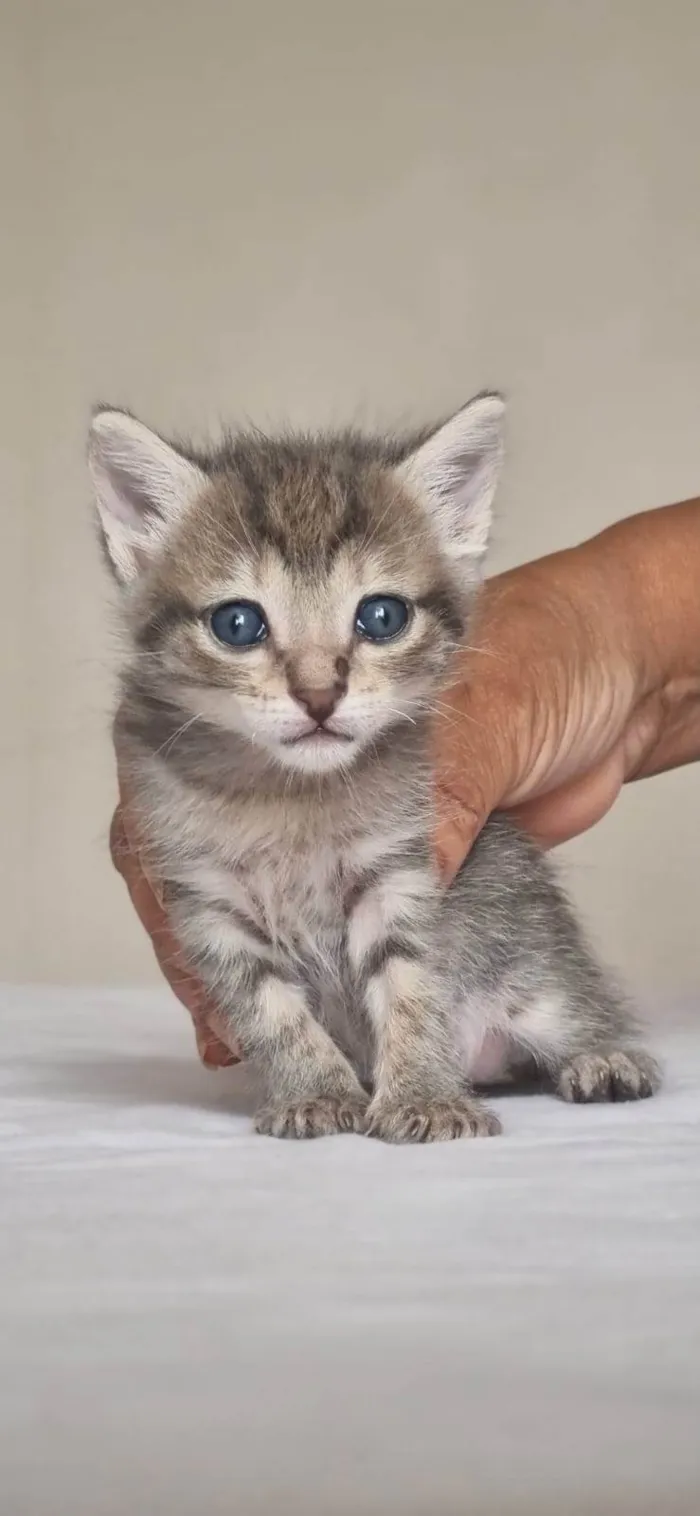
[89,394,504,775]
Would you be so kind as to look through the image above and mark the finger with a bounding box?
[433,743,502,883]
[431,679,513,882]
[434,795,482,884]
[192,1004,238,1068]
[195,1020,239,1069]
[109,805,132,882]
[110,804,241,1067]
[510,745,626,849]
[624,686,700,781]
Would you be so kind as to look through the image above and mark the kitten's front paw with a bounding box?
[557,1049,661,1104]
[366,1096,501,1143]
[254,1094,368,1139]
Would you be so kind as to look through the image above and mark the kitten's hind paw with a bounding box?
[557,1049,661,1104]
[254,1093,368,1139]
[366,1096,502,1143]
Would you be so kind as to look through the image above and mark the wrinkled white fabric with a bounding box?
[1,986,698,1516]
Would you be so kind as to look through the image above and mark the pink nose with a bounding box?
[290,685,343,725]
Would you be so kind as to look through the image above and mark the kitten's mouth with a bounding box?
[282,725,354,747]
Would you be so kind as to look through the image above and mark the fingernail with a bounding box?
[198,1032,237,1069]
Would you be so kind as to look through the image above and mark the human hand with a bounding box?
[434,501,700,881]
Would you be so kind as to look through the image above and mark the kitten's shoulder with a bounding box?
[455,812,559,894]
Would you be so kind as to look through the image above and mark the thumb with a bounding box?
[434,796,482,884]
[433,756,501,884]
[432,676,513,884]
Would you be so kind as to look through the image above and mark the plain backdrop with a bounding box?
[1,0,698,993]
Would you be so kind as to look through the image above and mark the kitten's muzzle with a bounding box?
[281,669,355,746]
[288,680,346,726]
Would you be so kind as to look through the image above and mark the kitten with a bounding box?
[90,393,660,1141]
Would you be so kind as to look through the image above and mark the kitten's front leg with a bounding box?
[346,865,500,1143]
[364,958,501,1142]
[173,893,367,1138]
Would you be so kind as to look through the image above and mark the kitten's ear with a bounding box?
[87,409,207,585]
[397,393,505,566]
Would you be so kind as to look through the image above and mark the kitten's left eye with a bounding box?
[209,601,268,648]
[355,595,410,642]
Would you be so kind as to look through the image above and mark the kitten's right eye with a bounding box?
[209,601,268,648]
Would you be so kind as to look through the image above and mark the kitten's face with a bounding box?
[136,481,464,775]
[90,398,504,776]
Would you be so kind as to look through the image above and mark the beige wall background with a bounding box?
[1,0,698,995]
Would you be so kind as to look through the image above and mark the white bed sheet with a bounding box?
[1,985,699,1516]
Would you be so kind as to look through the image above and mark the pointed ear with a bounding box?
[396,393,505,567]
[87,409,207,585]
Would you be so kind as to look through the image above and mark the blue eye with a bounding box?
[209,601,268,648]
[355,595,410,642]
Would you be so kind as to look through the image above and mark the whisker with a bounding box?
[153,713,203,757]
[424,699,487,732]
[385,706,417,726]
[458,641,505,661]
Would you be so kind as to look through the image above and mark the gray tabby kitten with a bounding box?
[90,393,660,1141]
